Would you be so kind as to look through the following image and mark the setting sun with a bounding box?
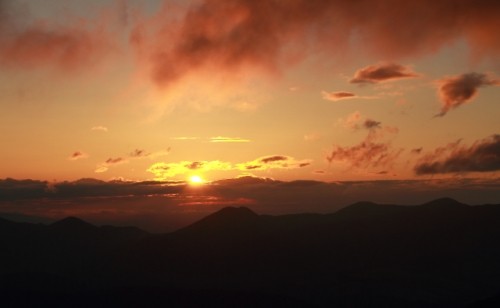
[189,175,204,184]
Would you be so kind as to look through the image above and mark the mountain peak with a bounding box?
[174,207,259,236]
[50,217,95,230]
[421,198,468,209]
[213,206,258,218]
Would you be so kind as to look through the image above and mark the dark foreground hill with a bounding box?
[1,198,500,307]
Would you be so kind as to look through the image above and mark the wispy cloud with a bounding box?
[91,126,108,132]
[210,136,251,143]
[328,117,402,170]
[435,72,499,117]
[95,157,128,173]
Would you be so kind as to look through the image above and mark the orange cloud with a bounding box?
[436,72,499,117]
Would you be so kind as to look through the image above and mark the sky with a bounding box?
[0,0,499,230]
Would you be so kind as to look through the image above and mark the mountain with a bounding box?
[2,198,500,307]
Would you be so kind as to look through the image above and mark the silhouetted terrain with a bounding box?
[1,198,500,307]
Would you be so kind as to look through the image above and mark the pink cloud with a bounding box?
[131,0,499,88]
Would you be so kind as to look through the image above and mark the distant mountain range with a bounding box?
[1,198,500,307]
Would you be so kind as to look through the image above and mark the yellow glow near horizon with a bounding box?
[189,175,204,184]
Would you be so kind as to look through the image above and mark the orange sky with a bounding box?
[0,0,499,184]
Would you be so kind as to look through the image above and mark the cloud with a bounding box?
[321,91,356,102]
[0,0,114,72]
[363,119,381,130]
[414,135,500,175]
[237,155,311,171]
[130,149,150,158]
[68,151,88,161]
[338,111,382,131]
[328,118,402,169]
[91,126,108,132]
[350,63,419,84]
[133,0,500,88]
[95,157,128,173]
[147,155,311,179]
[210,136,251,143]
[436,72,499,116]
[148,160,233,179]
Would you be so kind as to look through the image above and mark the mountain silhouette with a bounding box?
[1,198,500,307]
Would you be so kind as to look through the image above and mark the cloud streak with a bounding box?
[436,72,499,116]
[210,136,251,143]
[414,135,500,175]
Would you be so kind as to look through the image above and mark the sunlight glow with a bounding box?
[189,175,204,184]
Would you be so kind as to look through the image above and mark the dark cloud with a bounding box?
[68,151,88,161]
[350,63,419,84]
[415,135,500,175]
[186,161,204,170]
[261,155,288,164]
[363,119,381,130]
[130,149,150,158]
[105,157,126,164]
[436,72,499,116]
[134,0,500,88]
[1,177,499,232]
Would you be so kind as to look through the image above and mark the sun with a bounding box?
[189,175,204,184]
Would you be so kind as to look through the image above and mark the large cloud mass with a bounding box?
[134,0,500,87]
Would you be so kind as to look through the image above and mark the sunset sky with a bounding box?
[0,0,499,229]
[1,0,499,182]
